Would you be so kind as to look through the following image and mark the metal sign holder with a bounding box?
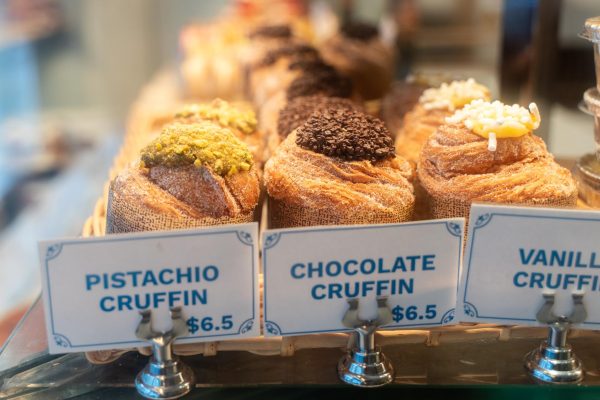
[524,293,587,384]
[135,306,195,399]
[338,297,395,387]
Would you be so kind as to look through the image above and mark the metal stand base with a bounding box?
[136,357,195,399]
[338,348,394,387]
[525,342,583,385]
[134,307,195,399]
[524,293,586,385]
[337,298,395,387]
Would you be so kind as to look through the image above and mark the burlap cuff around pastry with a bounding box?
[412,178,431,221]
[106,184,254,234]
[428,192,578,222]
[268,197,414,229]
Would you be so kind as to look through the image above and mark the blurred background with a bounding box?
[0,0,598,345]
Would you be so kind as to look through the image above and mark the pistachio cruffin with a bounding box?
[140,121,253,176]
[174,99,258,135]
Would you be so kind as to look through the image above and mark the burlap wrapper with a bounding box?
[106,182,254,233]
[265,129,416,229]
[427,192,578,222]
[418,122,579,223]
[269,197,414,229]
[412,177,431,221]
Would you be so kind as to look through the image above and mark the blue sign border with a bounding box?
[262,220,463,336]
[44,228,257,349]
[462,211,600,325]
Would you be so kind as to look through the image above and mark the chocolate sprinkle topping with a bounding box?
[248,25,292,39]
[341,21,379,41]
[296,109,395,162]
[286,68,353,100]
[278,95,362,139]
[257,44,319,68]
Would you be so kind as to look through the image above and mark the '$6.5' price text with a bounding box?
[186,315,233,334]
[392,304,437,323]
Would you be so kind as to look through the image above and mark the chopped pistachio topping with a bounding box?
[419,78,490,111]
[140,122,253,176]
[174,99,257,135]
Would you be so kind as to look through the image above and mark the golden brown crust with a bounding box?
[417,123,578,205]
[107,163,259,233]
[221,166,262,212]
[395,104,450,163]
[264,131,415,226]
[149,165,258,217]
[258,92,287,160]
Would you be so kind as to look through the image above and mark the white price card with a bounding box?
[262,219,464,336]
[39,223,260,353]
[457,204,600,328]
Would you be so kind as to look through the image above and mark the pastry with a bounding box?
[244,24,295,63]
[258,61,354,156]
[179,21,246,100]
[380,73,456,137]
[284,60,354,100]
[264,109,415,228]
[264,95,364,158]
[242,18,316,63]
[173,99,264,165]
[248,43,321,107]
[107,121,260,233]
[241,24,298,97]
[417,100,578,220]
[320,21,394,100]
[381,81,428,138]
[395,78,491,163]
[248,24,294,42]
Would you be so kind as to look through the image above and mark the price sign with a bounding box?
[262,220,464,336]
[457,204,600,327]
[389,304,439,323]
[39,224,260,353]
[185,315,234,335]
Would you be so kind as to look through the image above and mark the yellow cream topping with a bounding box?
[445,100,541,139]
[175,99,257,135]
[140,122,253,176]
[419,78,491,111]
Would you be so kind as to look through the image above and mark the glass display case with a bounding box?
[1,1,600,399]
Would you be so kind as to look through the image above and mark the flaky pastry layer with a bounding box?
[417,123,577,204]
[395,103,450,163]
[264,132,415,220]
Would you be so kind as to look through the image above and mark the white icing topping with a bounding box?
[445,100,541,142]
[418,78,490,111]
